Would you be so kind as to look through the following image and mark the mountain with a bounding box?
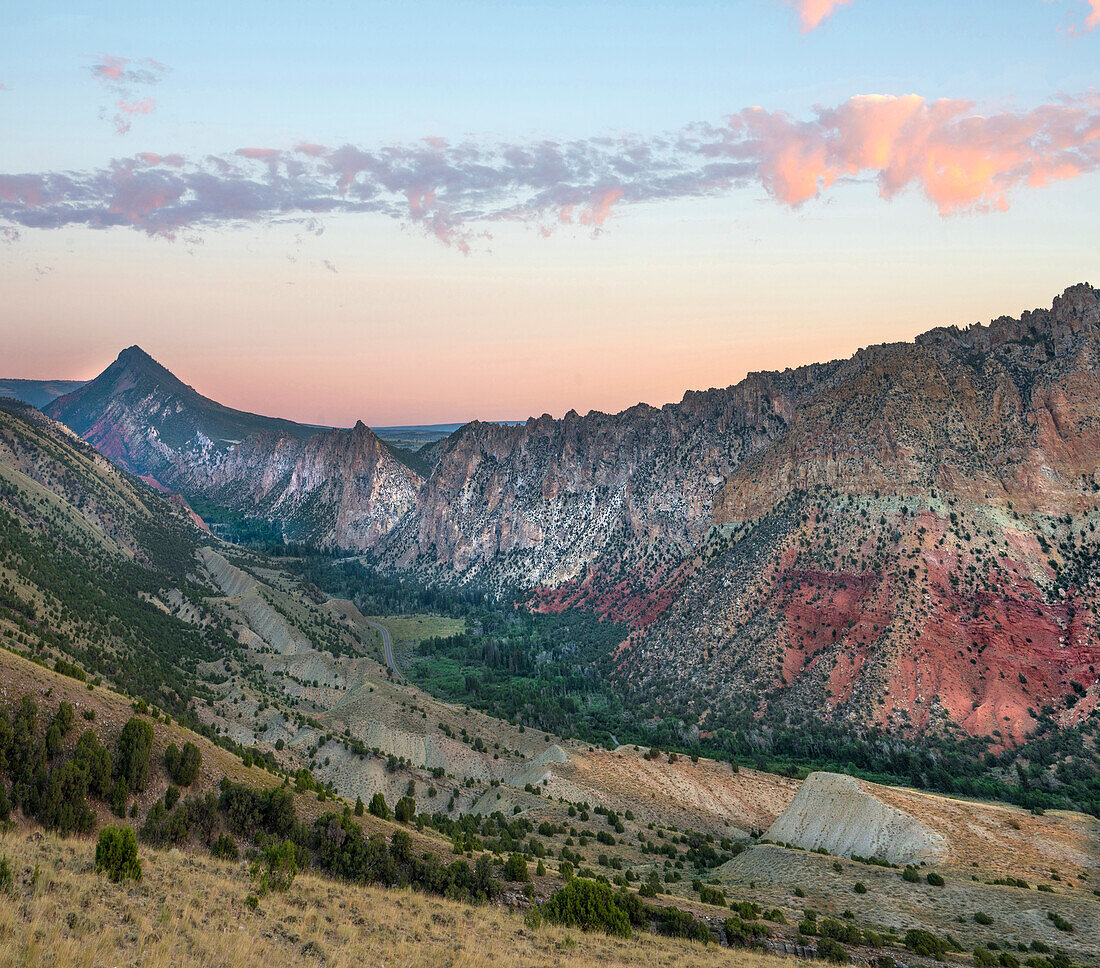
[0,378,86,409]
[45,346,423,549]
[30,287,1100,750]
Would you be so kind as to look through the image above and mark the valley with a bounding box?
[1,289,1099,967]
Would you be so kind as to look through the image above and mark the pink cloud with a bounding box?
[1071,0,1100,31]
[113,97,156,134]
[578,188,625,227]
[90,55,127,82]
[236,147,281,162]
[786,0,853,31]
[723,93,1100,214]
[791,1,1100,33]
[136,152,184,167]
[87,55,167,135]
[88,55,166,88]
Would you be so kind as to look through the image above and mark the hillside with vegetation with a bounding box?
[1,384,1099,967]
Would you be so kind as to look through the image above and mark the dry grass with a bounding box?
[0,828,800,968]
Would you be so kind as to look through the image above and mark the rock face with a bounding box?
[382,373,823,588]
[617,284,1100,742]
[46,347,422,550]
[764,772,947,864]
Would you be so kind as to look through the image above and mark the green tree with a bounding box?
[72,730,112,798]
[504,853,529,882]
[115,718,154,793]
[168,742,201,787]
[368,792,389,819]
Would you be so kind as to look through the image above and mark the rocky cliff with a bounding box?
[615,284,1100,742]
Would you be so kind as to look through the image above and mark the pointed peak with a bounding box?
[115,345,162,368]
[113,345,174,378]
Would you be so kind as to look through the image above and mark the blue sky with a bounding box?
[1,1,1098,424]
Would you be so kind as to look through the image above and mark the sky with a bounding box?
[1,0,1099,426]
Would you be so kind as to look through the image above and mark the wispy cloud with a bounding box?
[2,93,1099,249]
[87,55,168,134]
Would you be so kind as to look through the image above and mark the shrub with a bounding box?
[394,796,415,823]
[974,911,993,925]
[115,718,154,793]
[794,886,806,897]
[541,879,631,937]
[252,839,299,894]
[817,938,850,964]
[725,916,769,948]
[902,866,920,883]
[211,833,238,861]
[0,855,12,894]
[0,783,10,824]
[820,919,861,945]
[95,825,142,883]
[504,853,529,882]
[697,884,725,906]
[354,796,364,816]
[730,899,761,919]
[73,730,112,797]
[165,785,181,811]
[1047,912,1072,933]
[927,871,945,887]
[975,948,999,968]
[166,741,201,786]
[109,777,129,817]
[904,929,949,959]
[854,881,868,894]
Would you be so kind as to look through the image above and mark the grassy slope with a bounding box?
[0,826,788,968]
